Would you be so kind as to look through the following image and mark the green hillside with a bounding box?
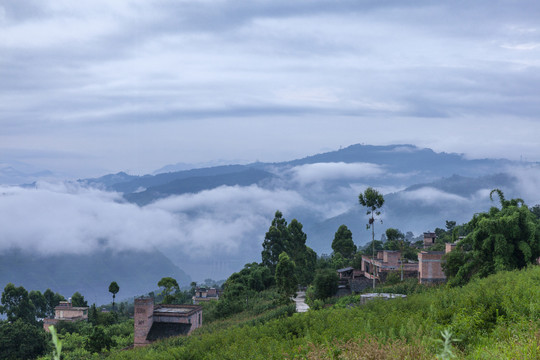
[107,266,540,359]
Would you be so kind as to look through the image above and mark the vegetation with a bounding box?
[275,252,297,300]
[358,187,385,288]
[331,224,356,259]
[100,266,540,359]
[4,189,540,359]
[261,211,316,285]
[444,189,540,286]
[311,268,339,301]
[108,281,120,311]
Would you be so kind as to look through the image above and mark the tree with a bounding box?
[445,220,457,232]
[530,204,540,220]
[108,281,120,311]
[358,187,385,289]
[190,282,197,296]
[158,277,180,304]
[287,219,315,285]
[444,189,540,286]
[0,283,35,324]
[275,252,297,300]
[28,290,47,319]
[332,225,356,259]
[71,292,88,307]
[88,304,99,325]
[313,269,339,300]
[261,210,290,272]
[43,289,64,318]
[85,326,115,353]
[0,319,49,359]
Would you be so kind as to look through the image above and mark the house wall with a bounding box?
[445,243,457,254]
[134,298,155,347]
[383,251,400,266]
[423,232,437,248]
[152,310,202,334]
[54,308,88,320]
[418,251,446,284]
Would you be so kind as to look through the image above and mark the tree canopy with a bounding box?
[275,252,297,299]
[444,189,540,286]
[261,211,316,285]
[109,281,120,310]
[313,269,339,300]
[157,277,180,304]
[332,225,356,259]
[71,292,88,307]
[359,187,384,288]
[0,283,36,324]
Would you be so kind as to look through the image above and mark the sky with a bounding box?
[1,0,540,179]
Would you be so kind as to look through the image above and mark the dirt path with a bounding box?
[293,291,310,312]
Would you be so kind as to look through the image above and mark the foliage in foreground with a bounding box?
[106,266,540,359]
[444,190,540,286]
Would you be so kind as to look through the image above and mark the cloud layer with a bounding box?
[0,182,310,258]
[1,1,540,176]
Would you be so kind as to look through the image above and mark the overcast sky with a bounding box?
[1,0,539,178]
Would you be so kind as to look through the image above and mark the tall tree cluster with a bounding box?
[261,211,317,286]
[444,189,540,286]
[331,225,356,259]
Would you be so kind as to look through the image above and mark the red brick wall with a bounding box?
[134,298,154,347]
[418,252,446,283]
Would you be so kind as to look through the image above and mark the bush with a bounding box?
[313,269,338,300]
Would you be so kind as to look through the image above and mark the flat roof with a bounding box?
[155,307,192,314]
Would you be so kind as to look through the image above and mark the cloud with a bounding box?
[504,164,540,205]
[289,162,385,184]
[0,182,308,258]
[1,0,540,178]
[398,187,470,205]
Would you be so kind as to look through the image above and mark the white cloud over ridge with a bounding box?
[0,182,309,258]
[398,187,471,205]
[290,162,385,184]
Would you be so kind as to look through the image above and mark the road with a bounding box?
[293,291,310,312]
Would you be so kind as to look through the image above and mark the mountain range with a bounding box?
[2,144,539,304]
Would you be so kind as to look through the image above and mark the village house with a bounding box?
[43,300,89,332]
[336,240,459,293]
[192,287,222,305]
[417,242,456,284]
[134,297,203,347]
[360,250,419,283]
[423,232,437,249]
[336,267,369,295]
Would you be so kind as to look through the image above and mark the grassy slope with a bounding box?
[107,267,540,359]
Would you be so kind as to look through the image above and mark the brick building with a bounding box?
[423,232,437,249]
[417,242,457,284]
[43,300,89,332]
[134,297,203,347]
[192,287,222,305]
[361,250,418,283]
[418,251,446,284]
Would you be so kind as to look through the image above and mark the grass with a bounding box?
[105,266,540,359]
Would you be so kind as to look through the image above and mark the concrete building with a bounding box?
[423,232,437,249]
[134,297,203,347]
[361,250,418,283]
[43,301,89,332]
[418,251,446,284]
[192,287,222,305]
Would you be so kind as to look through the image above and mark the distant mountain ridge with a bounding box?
[83,144,519,202]
[4,143,536,295]
[0,249,190,306]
